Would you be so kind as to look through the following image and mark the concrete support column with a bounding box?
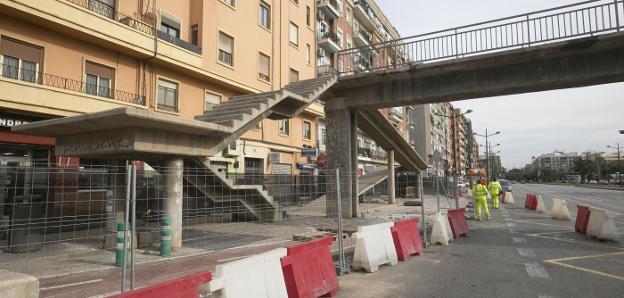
[165,158,184,249]
[325,99,354,218]
[105,161,127,249]
[388,150,396,204]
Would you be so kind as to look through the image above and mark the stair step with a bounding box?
[210,119,240,127]
[199,107,255,118]
[198,114,248,124]
[213,102,269,112]
[228,91,278,103]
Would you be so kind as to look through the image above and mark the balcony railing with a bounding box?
[1,63,146,105]
[318,31,341,45]
[358,147,388,160]
[156,30,202,55]
[338,0,624,76]
[66,0,154,35]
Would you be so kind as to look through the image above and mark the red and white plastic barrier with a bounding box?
[111,271,212,298]
[391,218,424,261]
[281,236,339,298]
[447,208,469,238]
[575,205,591,235]
[551,198,571,220]
[208,248,289,298]
[430,212,453,246]
[586,207,620,242]
[352,222,398,272]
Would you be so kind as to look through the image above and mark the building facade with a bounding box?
[1,0,321,176]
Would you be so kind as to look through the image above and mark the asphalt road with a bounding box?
[338,184,624,298]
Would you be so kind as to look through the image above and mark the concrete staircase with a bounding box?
[184,157,282,221]
[195,76,337,154]
[187,76,337,221]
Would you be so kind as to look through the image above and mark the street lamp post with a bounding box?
[433,108,472,208]
[607,143,622,185]
[474,129,501,182]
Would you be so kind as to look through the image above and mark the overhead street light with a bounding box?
[607,143,622,185]
[431,108,474,209]
[473,129,502,181]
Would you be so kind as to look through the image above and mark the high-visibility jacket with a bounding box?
[488,181,502,195]
[472,184,489,198]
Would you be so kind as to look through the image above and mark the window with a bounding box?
[160,12,180,38]
[204,91,221,112]
[222,0,235,7]
[1,37,42,83]
[191,24,199,46]
[85,61,114,98]
[303,121,311,140]
[337,29,344,48]
[306,44,311,64]
[259,2,271,29]
[306,6,311,26]
[289,22,299,46]
[218,32,234,66]
[258,53,270,82]
[278,119,289,135]
[157,78,178,112]
[289,68,299,83]
[321,128,326,145]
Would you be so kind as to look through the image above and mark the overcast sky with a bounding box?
[376,0,624,169]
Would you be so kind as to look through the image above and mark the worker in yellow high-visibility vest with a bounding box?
[488,178,503,209]
[472,178,490,222]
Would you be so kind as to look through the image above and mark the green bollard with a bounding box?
[160,216,171,256]
[115,222,126,266]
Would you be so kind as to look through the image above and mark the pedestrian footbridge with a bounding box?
[13,0,624,240]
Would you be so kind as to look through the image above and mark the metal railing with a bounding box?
[337,0,624,76]
[1,63,146,105]
[66,0,154,35]
[156,30,202,55]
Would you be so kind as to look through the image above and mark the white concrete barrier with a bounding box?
[430,212,453,246]
[441,211,453,238]
[0,270,38,298]
[551,198,572,220]
[586,208,620,242]
[536,195,546,213]
[352,222,398,273]
[208,248,288,298]
[504,192,515,204]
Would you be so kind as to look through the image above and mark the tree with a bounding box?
[574,158,597,183]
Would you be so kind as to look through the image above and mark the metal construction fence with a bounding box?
[0,162,467,296]
[336,0,624,75]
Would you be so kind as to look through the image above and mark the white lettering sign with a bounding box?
[0,117,29,127]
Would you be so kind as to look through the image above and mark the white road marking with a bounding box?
[506,222,517,227]
[508,229,518,233]
[524,262,550,279]
[517,248,537,258]
[40,279,103,291]
[513,237,527,243]
[538,294,553,298]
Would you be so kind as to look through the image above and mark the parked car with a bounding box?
[457,181,466,188]
[500,179,512,192]
[598,179,609,185]
[589,180,598,184]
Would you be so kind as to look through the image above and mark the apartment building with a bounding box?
[316,0,408,174]
[0,0,320,176]
[530,151,581,174]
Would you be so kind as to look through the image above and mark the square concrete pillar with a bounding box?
[388,150,396,204]
[165,158,184,249]
[325,99,355,218]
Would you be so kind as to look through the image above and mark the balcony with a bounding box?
[318,31,342,53]
[66,0,154,35]
[353,0,377,32]
[0,63,145,116]
[318,0,340,20]
[157,30,202,55]
[353,26,371,47]
[389,107,403,123]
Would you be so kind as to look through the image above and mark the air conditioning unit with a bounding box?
[224,140,241,157]
[317,48,326,57]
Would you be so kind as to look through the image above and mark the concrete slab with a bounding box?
[0,270,39,298]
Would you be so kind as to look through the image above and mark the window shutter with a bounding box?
[0,37,43,64]
[259,54,269,76]
[219,33,233,53]
[85,61,115,80]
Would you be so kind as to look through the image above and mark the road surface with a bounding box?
[338,184,624,298]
